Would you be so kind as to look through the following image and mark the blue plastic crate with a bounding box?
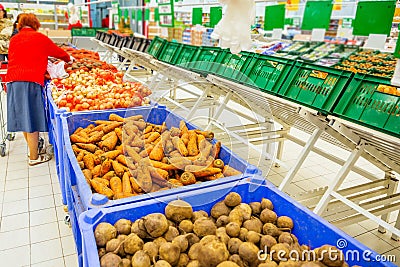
[61,106,261,261]
[79,179,395,267]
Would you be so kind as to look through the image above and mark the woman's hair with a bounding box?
[13,14,20,32]
[17,13,40,31]
[0,9,7,19]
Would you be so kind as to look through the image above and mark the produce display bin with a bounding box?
[333,74,400,137]
[61,106,261,261]
[240,53,296,94]
[278,61,353,113]
[189,46,228,76]
[214,51,256,82]
[78,179,395,267]
[147,36,167,58]
[157,41,183,65]
[139,39,152,53]
[174,43,199,68]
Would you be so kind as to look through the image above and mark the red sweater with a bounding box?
[6,28,70,86]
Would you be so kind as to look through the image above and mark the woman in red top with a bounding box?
[6,13,71,166]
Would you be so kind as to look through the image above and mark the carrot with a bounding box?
[149,160,177,170]
[143,144,154,155]
[163,139,174,155]
[132,120,146,131]
[124,146,142,164]
[213,159,224,169]
[131,136,145,148]
[125,114,143,121]
[94,120,114,125]
[199,140,213,160]
[149,141,164,161]
[115,145,123,152]
[89,131,104,143]
[113,192,136,200]
[101,131,115,141]
[146,132,160,144]
[172,136,188,156]
[181,132,189,146]
[148,166,168,181]
[211,141,221,158]
[77,130,90,139]
[180,172,196,186]
[169,157,192,170]
[78,161,85,169]
[102,150,122,160]
[195,130,214,140]
[136,159,153,192]
[122,172,132,194]
[101,159,112,176]
[179,120,189,135]
[82,169,92,185]
[116,154,127,166]
[160,122,168,133]
[170,127,180,137]
[187,131,199,156]
[124,123,139,136]
[125,157,137,171]
[83,154,95,170]
[103,122,123,134]
[102,171,115,181]
[73,127,84,135]
[184,165,222,177]
[91,125,104,133]
[169,150,181,158]
[215,173,224,179]
[110,177,123,194]
[76,150,85,162]
[109,113,125,122]
[93,178,110,187]
[91,179,114,199]
[130,177,143,193]
[70,134,90,143]
[72,144,82,155]
[101,131,118,151]
[223,165,242,176]
[114,127,123,142]
[76,143,98,153]
[92,165,102,177]
[112,160,125,177]
[144,125,153,134]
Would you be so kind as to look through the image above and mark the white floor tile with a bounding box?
[7,169,29,180]
[355,232,394,254]
[2,199,28,216]
[30,207,58,227]
[64,253,79,267]
[29,174,52,187]
[29,195,55,212]
[7,161,29,172]
[30,238,63,265]
[56,206,69,222]
[29,165,50,177]
[61,235,77,256]
[3,187,28,203]
[58,221,73,238]
[0,228,30,250]
[30,222,60,244]
[0,245,30,266]
[4,177,28,191]
[0,213,29,232]
[29,184,53,198]
[54,194,64,207]
[31,257,65,267]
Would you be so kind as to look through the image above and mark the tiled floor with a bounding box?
[0,129,399,265]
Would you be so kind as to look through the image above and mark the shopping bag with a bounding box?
[47,60,69,79]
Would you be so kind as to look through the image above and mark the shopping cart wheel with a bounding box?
[6,133,15,141]
[64,214,71,227]
[0,143,6,157]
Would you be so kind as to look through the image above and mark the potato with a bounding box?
[198,239,229,267]
[192,210,208,222]
[188,242,202,260]
[277,216,294,230]
[216,227,230,245]
[98,248,106,258]
[119,258,130,267]
[187,260,200,267]
[217,261,240,267]
[159,242,180,265]
[154,260,172,267]
[167,220,175,227]
[260,209,278,224]
[143,213,169,238]
[106,238,124,256]
[270,243,290,262]
[229,254,244,267]
[164,226,179,242]
[261,198,274,210]
[193,217,217,237]
[238,242,259,263]
[211,201,231,219]
[278,260,301,267]
[176,253,190,267]
[300,263,320,267]
[278,232,295,245]
[179,219,194,233]
[131,219,148,239]
[229,209,244,226]
[226,222,241,237]
[317,245,344,267]
[239,228,248,241]
[259,260,278,267]
[185,233,200,247]
[224,192,242,207]
[263,223,280,237]
[228,238,243,254]
[131,250,151,267]
[216,215,230,227]
[243,217,263,233]
[100,252,121,267]
[114,219,132,235]
[260,235,277,251]
[95,223,117,247]
[165,200,193,223]
[172,235,189,252]
[153,237,167,248]
[123,233,144,255]
[117,235,127,242]
[249,202,262,215]
[246,230,260,244]
[233,204,252,221]
[143,242,158,263]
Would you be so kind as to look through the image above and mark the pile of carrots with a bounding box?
[70,114,242,200]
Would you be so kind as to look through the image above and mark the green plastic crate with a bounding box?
[158,42,183,65]
[214,51,256,81]
[147,36,167,59]
[174,44,199,69]
[240,54,296,94]
[334,74,400,137]
[71,27,97,37]
[278,61,353,113]
[190,46,227,76]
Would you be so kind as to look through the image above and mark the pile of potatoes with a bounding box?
[70,113,242,200]
[94,192,358,267]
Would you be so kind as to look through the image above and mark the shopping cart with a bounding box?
[0,61,15,156]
